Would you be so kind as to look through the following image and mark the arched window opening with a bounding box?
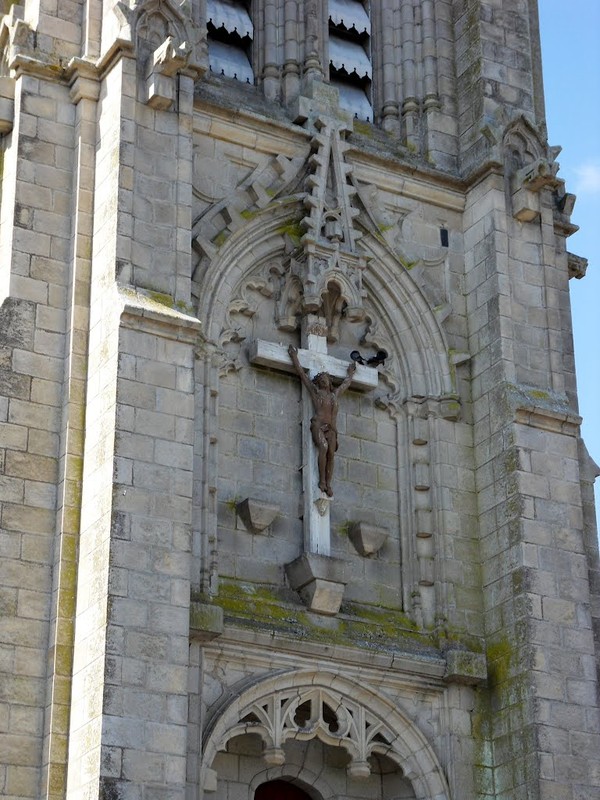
[328,0,372,121]
[207,0,254,84]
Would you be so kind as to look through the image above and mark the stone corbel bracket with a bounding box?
[568,252,587,280]
[443,649,487,686]
[235,498,279,534]
[285,552,348,616]
[145,36,188,109]
[511,157,560,223]
[348,522,388,557]
[189,600,224,643]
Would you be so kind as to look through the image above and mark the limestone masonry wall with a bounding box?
[0,2,598,800]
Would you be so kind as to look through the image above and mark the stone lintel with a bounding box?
[443,649,487,686]
[209,630,448,686]
[189,602,224,642]
[285,553,348,616]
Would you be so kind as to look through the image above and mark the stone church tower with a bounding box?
[1,0,599,798]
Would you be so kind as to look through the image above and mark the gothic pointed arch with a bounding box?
[200,670,451,800]
[195,203,455,402]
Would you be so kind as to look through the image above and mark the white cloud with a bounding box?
[574,163,600,194]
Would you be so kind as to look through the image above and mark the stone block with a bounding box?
[348,522,388,557]
[444,649,488,686]
[235,498,279,533]
[189,602,224,642]
[204,768,218,792]
[285,553,348,616]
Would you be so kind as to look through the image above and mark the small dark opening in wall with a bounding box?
[440,228,449,248]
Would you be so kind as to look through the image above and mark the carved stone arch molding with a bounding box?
[200,670,451,800]
[195,204,454,401]
[356,234,454,401]
[502,115,546,170]
[193,206,459,616]
[195,203,298,345]
[135,0,187,50]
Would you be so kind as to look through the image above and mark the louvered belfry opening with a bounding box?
[328,0,372,121]
[207,0,254,84]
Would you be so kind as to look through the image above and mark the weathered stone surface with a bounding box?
[444,649,488,686]
[189,602,224,642]
[285,553,348,615]
[235,498,279,533]
[0,3,597,800]
[348,522,389,557]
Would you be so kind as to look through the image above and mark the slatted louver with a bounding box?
[207,0,254,84]
[328,0,372,121]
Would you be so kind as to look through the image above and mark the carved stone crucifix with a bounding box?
[249,318,378,557]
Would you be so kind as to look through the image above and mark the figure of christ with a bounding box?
[288,344,356,497]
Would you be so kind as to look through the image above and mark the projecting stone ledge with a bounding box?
[443,649,487,686]
[189,602,224,642]
[285,553,348,616]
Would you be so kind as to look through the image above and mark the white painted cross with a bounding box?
[249,327,378,556]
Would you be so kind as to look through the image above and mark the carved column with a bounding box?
[422,0,439,110]
[283,0,300,103]
[263,0,280,100]
[400,0,419,149]
[303,0,324,81]
[380,0,400,134]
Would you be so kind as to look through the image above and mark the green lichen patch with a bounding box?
[215,580,440,657]
[276,220,304,246]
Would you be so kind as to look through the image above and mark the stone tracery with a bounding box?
[200,671,451,800]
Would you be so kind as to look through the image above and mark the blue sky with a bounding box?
[538,3,600,520]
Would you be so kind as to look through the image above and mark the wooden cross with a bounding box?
[249,324,378,556]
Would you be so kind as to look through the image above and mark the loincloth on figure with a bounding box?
[310,419,339,451]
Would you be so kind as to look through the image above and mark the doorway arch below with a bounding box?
[255,780,315,800]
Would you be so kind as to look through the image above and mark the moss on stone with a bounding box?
[145,290,176,308]
[529,389,550,400]
[471,689,495,795]
[215,580,440,656]
[276,221,304,245]
[213,230,229,247]
[486,636,514,688]
[353,119,375,138]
